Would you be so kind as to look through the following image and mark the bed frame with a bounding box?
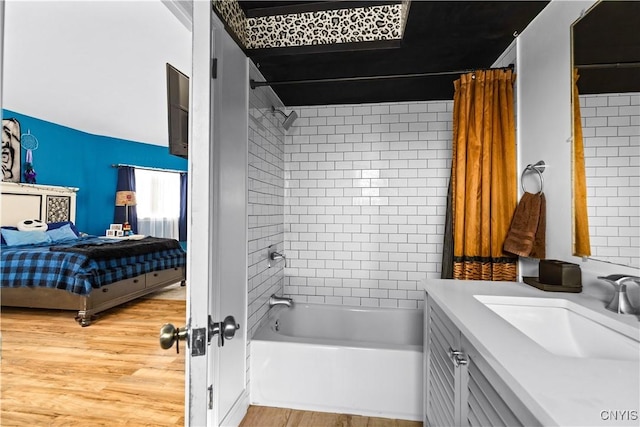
[1,182,185,326]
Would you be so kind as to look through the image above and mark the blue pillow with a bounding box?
[47,221,81,236]
[1,221,80,244]
[46,223,79,243]
[1,229,52,246]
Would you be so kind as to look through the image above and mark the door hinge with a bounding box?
[211,58,218,79]
[208,385,213,409]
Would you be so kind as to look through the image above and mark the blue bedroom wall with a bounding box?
[3,109,188,236]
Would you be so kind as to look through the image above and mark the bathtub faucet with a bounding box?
[269,294,294,308]
[270,251,287,267]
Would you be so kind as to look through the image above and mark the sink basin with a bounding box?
[474,295,640,361]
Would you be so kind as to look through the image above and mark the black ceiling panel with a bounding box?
[238,1,550,106]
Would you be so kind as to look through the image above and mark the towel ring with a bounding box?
[521,160,545,194]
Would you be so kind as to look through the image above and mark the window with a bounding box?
[135,169,181,239]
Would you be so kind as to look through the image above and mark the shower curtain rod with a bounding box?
[574,61,640,70]
[250,64,514,89]
[111,163,186,174]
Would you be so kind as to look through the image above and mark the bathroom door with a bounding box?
[186,4,248,426]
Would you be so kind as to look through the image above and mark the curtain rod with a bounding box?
[574,61,640,70]
[250,64,514,89]
[111,163,186,174]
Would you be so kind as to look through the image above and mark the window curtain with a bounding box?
[179,173,187,242]
[135,169,180,239]
[451,69,518,281]
[114,166,138,233]
[573,69,591,257]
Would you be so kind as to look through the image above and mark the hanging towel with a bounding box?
[503,192,546,258]
[529,193,546,259]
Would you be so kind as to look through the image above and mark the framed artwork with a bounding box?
[110,223,123,231]
[2,118,21,183]
[106,229,116,237]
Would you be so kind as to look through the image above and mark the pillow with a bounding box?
[17,219,48,231]
[46,223,79,243]
[1,221,80,244]
[1,229,52,246]
[47,221,81,236]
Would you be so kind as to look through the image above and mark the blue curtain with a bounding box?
[114,166,138,233]
[179,173,187,241]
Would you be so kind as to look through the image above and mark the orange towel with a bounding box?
[503,192,546,258]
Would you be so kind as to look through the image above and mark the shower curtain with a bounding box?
[449,69,518,281]
[573,69,591,257]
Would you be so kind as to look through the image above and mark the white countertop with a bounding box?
[422,279,640,427]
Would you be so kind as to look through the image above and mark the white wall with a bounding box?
[247,63,286,337]
[516,0,640,303]
[3,0,191,146]
[581,92,640,269]
[284,101,453,309]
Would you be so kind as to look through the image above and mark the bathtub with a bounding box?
[250,303,424,421]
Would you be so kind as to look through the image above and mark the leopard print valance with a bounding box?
[213,0,410,50]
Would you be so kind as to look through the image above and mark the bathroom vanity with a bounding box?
[422,279,640,427]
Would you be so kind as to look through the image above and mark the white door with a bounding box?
[181,3,248,426]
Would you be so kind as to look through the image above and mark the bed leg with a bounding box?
[180,280,186,287]
[75,313,94,327]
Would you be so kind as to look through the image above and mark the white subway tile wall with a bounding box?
[580,93,640,268]
[248,86,285,340]
[283,101,454,309]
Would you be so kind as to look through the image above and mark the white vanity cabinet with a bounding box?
[425,293,540,427]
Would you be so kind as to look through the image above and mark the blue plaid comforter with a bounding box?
[1,237,186,295]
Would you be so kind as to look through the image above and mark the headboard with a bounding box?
[1,182,79,227]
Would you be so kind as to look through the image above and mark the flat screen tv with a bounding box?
[166,63,189,159]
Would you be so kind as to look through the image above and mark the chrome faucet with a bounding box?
[598,275,640,315]
[269,294,294,308]
[269,250,287,268]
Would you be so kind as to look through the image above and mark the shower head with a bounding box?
[272,106,298,130]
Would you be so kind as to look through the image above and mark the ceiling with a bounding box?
[234,1,550,106]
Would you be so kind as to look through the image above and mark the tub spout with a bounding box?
[269,294,294,308]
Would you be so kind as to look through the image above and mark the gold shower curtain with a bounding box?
[573,69,591,256]
[452,69,517,281]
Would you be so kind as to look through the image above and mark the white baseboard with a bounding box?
[220,389,250,427]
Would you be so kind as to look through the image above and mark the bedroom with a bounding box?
[1,1,192,424]
[2,0,639,426]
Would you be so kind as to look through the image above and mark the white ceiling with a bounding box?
[3,0,191,146]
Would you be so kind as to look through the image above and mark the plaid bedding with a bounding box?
[1,237,186,295]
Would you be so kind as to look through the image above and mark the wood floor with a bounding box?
[1,297,186,426]
[2,298,423,427]
[240,406,423,427]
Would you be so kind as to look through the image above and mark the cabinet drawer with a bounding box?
[90,276,145,305]
[145,267,184,288]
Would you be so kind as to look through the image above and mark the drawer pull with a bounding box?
[133,279,139,283]
[448,347,468,367]
[102,288,109,293]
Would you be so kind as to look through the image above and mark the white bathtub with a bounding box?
[250,303,424,421]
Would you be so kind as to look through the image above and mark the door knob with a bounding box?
[209,315,240,347]
[159,323,188,354]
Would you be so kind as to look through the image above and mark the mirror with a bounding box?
[572,0,640,269]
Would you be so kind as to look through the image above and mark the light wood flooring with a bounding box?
[2,297,423,427]
[240,406,423,427]
[1,297,186,426]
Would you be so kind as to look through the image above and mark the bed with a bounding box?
[1,182,186,326]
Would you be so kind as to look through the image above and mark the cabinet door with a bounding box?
[462,335,540,427]
[426,295,463,426]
